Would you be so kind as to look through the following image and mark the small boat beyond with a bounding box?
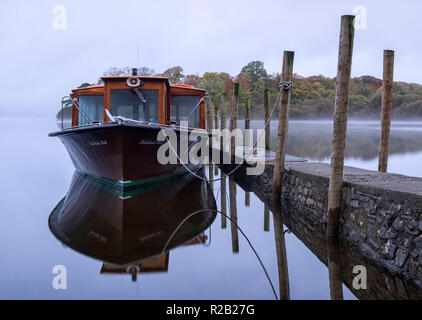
[49,68,209,189]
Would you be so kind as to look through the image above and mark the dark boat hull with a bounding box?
[50,124,204,187]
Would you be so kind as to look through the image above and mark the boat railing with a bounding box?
[107,114,210,135]
[186,94,209,122]
[61,95,93,130]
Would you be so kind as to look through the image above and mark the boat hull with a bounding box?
[50,124,204,187]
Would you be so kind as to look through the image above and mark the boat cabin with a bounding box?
[70,71,206,129]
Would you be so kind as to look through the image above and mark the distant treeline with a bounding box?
[57,62,422,120]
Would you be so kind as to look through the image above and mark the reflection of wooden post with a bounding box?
[245,192,250,207]
[230,83,239,157]
[272,51,294,200]
[327,241,344,300]
[264,89,270,150]
[208,164,214,191]
[221,175,227,229]
[271,200,290,300]
[264,205,270,231]
[229,177,239,253]
[327,15,355,239]
[378,50,394,173]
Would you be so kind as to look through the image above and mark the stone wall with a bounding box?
[228,161,422,295]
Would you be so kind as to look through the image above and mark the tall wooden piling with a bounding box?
[215,105,220,130]
[214,104,220,175]
[208,100,215,189]
[245,192,250,207]
[220,103,227,229]
[245,97,252,155]
[327,15,355,239]
[264,89,270,150]
[230,83,240,157]
[245,98,251,131]
[378,50,395,173]
[272,51,295,200]
[220,101,227,152]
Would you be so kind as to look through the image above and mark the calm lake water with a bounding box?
[1,117,421,299]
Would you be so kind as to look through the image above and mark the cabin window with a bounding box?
[78,95,104,125]
[170,95,200,128]
[110,89,159,123]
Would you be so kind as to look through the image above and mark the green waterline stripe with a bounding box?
[75,167,202,197]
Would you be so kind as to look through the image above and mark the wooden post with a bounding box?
[229,177,239,253]
[208,100,214,139]
[208,100,215,189]
[215,105,220,130]
[264,89,270,150]
[272,51,294,200]
[264,205,270,231]
[378,50,394,173]
[245,98,251,131]
[220,102,227,229]
[214,104,220,175]
[220,101,227,153]
[230,83,240,157]
[327,15,355,239]
[245,97,251,155]
[245,192,250,207]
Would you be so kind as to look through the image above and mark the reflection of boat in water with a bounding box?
[49,169,216,280]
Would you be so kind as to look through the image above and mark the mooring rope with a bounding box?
[162,81,290,183]
[159,207,279,300]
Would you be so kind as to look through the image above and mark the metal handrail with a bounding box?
[61,95,92,129]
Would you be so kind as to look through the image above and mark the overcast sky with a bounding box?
[1,0,422,117]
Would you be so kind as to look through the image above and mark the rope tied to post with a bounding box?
[279,81,293,91]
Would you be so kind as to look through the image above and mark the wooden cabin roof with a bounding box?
[71,76,206,94]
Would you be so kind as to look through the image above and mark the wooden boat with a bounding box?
[49,69,209,188]
[48,168,216,265]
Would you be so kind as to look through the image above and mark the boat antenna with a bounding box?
[137,44,140,70]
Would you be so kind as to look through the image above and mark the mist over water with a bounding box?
[242,119,422,178]
[1,117,421,299]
